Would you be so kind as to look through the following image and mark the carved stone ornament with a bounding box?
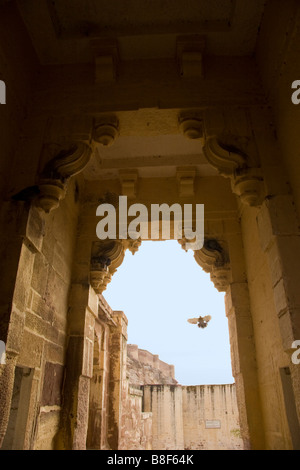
[90,256,112,294]
[90,240,125,294]
[202,137,247,177]
[179,114,203,140]
[36,141,92,213]
[231,167,264,207]
[193,239,231,292]
[93,116,119,147]
[36,179,66,214]
[202,135,265,207]
[124,238,142,255]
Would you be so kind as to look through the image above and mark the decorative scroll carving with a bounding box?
[193,238,231,292]
[41,142,92,180]
[203,137,264,207]
[179,110,265,207]
[90,238,142,294]
[202,137,247,177]
[90,38,119,83]
[90,240,125,294]
[124,238,142,255]
[36,141,92,213]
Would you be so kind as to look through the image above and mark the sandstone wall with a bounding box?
[143,383,243,450]
[182,384,243,450]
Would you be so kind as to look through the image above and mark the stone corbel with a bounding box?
[90,256,112,295]
[36,141,92,213]
[90,240,125,294]
[193,239,231,292]
[176,167,196,198]
[202,137,247,177]
[202,136,264,207]
[123,238,142,255]
[119,170,138,199]
[176,35,206,78]
[178,111,203,140]
[93,115,119,147]
[90,38,119,83]
[231,167,264,207]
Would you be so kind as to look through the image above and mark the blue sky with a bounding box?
[104,240,234,385]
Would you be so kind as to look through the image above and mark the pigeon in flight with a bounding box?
[188,315,212,329]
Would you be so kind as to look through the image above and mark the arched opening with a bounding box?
[104,240,233,386]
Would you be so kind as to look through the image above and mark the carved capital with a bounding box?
[210,266,231,292]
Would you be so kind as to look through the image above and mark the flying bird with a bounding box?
[188,315,212,329]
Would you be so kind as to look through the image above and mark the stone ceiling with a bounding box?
[17,0,267,64]
[15,0,267,180]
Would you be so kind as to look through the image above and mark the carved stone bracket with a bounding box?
[90,256,112,295]
[193,238,231,292]
[90,238,142,294]
[119,170,138,199]
[202,137,247,177]
[93,115,119,147]
[36,141,92,213]
[176,167,196,198]
[123,238,142,255]
[231,167,264,207]
[178,111,203,140]
[202,136,264,207]
[90,240,125,294]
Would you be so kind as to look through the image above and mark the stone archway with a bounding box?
[1,104,300,451]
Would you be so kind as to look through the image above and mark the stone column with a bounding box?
[54,284,98,450]
[0,202,44,448]
[193,233,265,449]
[250,106,300,426]
[225,282,265,449]
[107,311,128,450]
[257,195,300,423]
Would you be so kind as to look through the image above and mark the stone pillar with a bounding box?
[54,284,98,450]
[107,311,128,450]
[192,231,265,449]
[225,282,265,449]
[0,202,44,448]
[257,195,300,423]
[250,106,300,427]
